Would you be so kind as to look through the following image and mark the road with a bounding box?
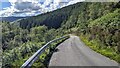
[49,35,118,67]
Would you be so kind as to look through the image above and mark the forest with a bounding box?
[1,2,120,67]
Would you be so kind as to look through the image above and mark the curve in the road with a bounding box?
[49,35,118,66]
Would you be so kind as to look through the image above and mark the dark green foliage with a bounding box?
[18,3,74,29]
[2,22,63,67]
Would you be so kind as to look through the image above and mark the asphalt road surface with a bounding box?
[49,35,118,67]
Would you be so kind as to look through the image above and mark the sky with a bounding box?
[0,0,85,17]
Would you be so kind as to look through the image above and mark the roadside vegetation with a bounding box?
[1,22,66,67]
[2,2,120,67]
[79,9,120,63]
[80,34,120,63]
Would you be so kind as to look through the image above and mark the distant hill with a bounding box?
[0,17,26,22]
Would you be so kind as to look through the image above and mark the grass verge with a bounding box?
[80,34,120,63]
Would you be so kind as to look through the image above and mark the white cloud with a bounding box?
[0,0,85,17]
[0,6,16,17]
[67,0,85,5]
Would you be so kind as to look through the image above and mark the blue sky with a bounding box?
[0,0,85,17]
[1,2,11,9]
[0,0,11,9]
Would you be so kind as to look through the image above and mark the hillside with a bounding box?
[0,17,26,22]
[17,2,119,29]
[2,2,120,67]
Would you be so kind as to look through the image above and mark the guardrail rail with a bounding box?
[21,35,69,68]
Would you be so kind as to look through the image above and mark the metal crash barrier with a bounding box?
[21,35,69,68]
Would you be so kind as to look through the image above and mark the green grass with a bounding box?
[80,34,120,63]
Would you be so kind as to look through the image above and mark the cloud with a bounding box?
[0,0,85,17]
[0,6,16,17]
[0,0,42,17]
[14,2,41,11]
[67,0,85,5]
